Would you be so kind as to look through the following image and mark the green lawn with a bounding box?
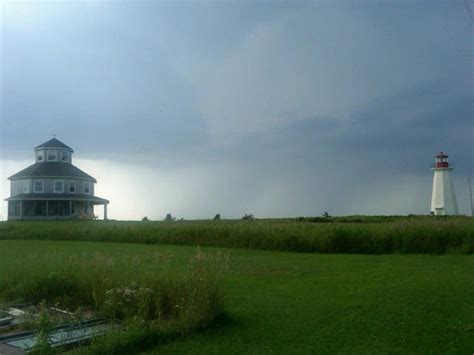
[1,240,472,353]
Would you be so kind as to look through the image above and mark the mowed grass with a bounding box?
[1,216,473,254]
[0,240,473,353]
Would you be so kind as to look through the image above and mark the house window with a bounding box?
[37,151,44,162]
[61,151,69,162]
[69,181,76,193]
[84,182,90,194]
[23,181,29,193]
[54,180,64,193]
[47,150,57,161]
[33,180,44,193]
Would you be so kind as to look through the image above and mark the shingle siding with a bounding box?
[45,179,54,193]
[10,178,95,196]
[11,180,28,195]
[77,180,94,195]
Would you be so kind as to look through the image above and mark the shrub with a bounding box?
[164,213,176,222]
[242,213,255,220]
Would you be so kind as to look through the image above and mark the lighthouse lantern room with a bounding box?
[430,152,458,215]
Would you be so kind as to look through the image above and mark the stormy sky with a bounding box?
[0,0,472,220]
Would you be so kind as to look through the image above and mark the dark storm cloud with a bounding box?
[0,1,310,158]
[213,80,472,171]
[1,0,472,218]
[340,81,473,174]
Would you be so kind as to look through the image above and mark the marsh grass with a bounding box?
[0,248,228,353]
[0,216,472,254]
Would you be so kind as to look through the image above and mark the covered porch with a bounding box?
[6,195,109,221]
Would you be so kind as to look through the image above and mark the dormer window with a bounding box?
[61,151,69,162]
[47,150,57,161]
[37,151,44,162]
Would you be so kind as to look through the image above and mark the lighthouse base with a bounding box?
[430,169,458,215]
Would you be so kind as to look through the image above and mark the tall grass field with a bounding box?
[0,217,473,353]
[0,216,472,254]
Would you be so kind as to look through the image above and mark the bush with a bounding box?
[242,213,255,220]
[164,213,176,222]
[0,249,227,352]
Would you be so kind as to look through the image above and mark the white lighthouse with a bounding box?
[430,152,458,215]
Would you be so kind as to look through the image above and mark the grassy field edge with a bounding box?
[1,216,473,255]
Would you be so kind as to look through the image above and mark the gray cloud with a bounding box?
[0,1,472,218]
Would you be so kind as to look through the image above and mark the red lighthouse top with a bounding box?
[432,152,452,169]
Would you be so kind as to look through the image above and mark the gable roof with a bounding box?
[8,162,97,182]
[35,138,73,151]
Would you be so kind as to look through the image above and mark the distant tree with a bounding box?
[213,214,221,220]
[242,213,255,220]
[142,216,149,221]
[164,213,176,222]
[322,211,331,218]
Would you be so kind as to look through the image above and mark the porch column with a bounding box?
[46,200,49,216]
[69,201,72,216]
[19,201,23,220]
[104,203,108,220]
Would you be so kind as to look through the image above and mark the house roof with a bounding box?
[35,138,73,151]
[8,162,97,182]
[5,193,109,204]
